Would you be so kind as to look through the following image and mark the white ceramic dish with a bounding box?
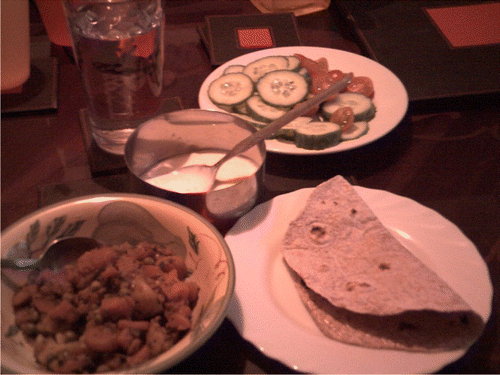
[225,187,492,374]
[1,194,235,374]
[199,46,409,155]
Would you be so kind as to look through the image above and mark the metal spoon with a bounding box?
[170,74,353,193]
[1,236,102,272]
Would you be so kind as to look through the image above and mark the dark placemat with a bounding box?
[79,96,183,177]
[202,12,302,65]
[335,0,500,103]
[1,57,58,115]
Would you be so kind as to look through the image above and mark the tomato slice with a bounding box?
[310,73,333,94]
[316,57,329,71]
[294,53,328,74]
[346,76,374,98]
[328,70,345,82]
[329,106,354,132]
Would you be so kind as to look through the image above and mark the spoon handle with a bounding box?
[1,258,39,271]
[216,73,353,167]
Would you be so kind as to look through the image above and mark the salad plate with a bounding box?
[224,187,492,373]
[199,46,408,155]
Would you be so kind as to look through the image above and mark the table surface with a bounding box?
[1,1,499,373]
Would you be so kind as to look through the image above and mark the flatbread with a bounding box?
[281,175,484,351]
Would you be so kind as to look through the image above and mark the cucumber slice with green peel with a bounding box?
[256,70,309,108]
[213,103,234,112]
[243,56,289,82]
[208,73,254,106]
[276,116,313,140]
[286,55,302,72]
[232,113,268,130]
[294,121,341,150]
[233,101,250,115]
[341,121,369,141]
[321,92,376,122]
[299,67,311,86]
[223,64,245,74]
[246,95,288,123]
[235,113,312,140]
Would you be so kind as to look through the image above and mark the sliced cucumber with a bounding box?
[223,64,245,74]
[321,92,376,122]
[232,113,268,130]
[286,55,301,72]
[299,67,311,85]
[208,73,254,107]
[256,70,309,108]
[243,56,289,82]
[246,95,288,123]
[233,101,250,115]
[213,103,234,112]
[276,116,313,140]
[294,121,341,150]
[341,121,369,141]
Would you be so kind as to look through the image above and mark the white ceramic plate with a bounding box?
[225,187,492,374]
[199,46,409,155]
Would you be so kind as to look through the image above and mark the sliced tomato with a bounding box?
[346,76,374,98]
[310,73,333,95]
[294,53,328,74]
[295,54,353,100]
[328,70,345,82]
[329,106,354,132]
[316,57,329,71]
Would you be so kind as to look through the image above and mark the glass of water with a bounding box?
[63,0,165,155]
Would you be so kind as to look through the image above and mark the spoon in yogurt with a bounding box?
[171,74,353,193]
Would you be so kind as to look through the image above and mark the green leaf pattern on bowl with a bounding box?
[4,200,230,354]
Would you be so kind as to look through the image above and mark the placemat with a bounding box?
[335,0,500,104]
[424,2,500,48]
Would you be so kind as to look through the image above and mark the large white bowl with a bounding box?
[1,194,235,373]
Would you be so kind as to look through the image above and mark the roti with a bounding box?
[281,176,485,351]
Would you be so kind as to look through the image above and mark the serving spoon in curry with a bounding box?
[1,236,103,272]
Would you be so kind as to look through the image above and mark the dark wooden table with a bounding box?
[2,1,499,373]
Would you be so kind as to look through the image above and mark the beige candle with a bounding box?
[1,0,30,91]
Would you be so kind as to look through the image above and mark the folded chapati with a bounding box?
[281,176,484,351]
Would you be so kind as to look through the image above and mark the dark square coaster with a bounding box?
[203,12,301,65]
[1,58,58,115]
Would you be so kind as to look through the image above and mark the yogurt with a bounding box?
[143,151,260,194]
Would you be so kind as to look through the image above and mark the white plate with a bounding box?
[199,46,409,155]
[224,187,492,374]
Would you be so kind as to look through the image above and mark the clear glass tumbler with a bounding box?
[63,0,165,155]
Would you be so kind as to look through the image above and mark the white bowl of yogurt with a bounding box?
[124,109,266,231]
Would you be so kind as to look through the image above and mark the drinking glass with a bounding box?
[63,0,165,155]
